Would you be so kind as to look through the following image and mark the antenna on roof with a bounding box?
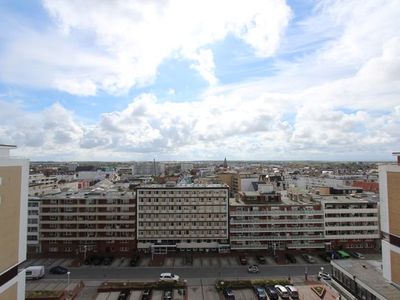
[153,158,156,176]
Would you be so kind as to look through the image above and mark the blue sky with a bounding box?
[0,0,399,161]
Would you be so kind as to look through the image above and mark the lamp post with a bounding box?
[83,245,87,261]
[67,271,70,288]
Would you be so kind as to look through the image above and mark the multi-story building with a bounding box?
[232,173,259,195]
[39,185,136,256]
[132,161,164,176]
[379,152,400,287]
[29,173,60,196]
[229,188,380,252]
[27,197,41,254]
[321,195,380,250]
[0,145,29,300]
[136,184,229,253]
[229,190,326,251]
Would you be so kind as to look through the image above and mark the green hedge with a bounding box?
[98,281,186,292]
[215,279,291,291]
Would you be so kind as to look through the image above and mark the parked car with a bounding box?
[248,264,259,273]
[239,255,247,265]
[301,254,315,263]
[285,253,297,263]
[118,290,131,300]
[265,286,279,300]
[318,271,331,281]
[141,289,152,300]
[92,255,104,265]
[159,272,180,282]
[223,288,235,299]
[49,265,68,274]
[274,285,290,299]
[130,254,140,266]
[285,285,299,299]
[184,255,193,265]
[257,255,266,264]
[103,256,114,265]
[319,253,331,262]
[163,289,173,300]
[254,286,267,300]
[351,251,365,259]
[327,251,340,260]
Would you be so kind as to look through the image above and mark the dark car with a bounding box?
[223,288,235,299]
[103,256,114,265]
[49,265,68,274]
[257,256,266,264]
[118,289,131,300]
[184,256,193,265]
[265,286,279,300]
[319,253,331,262]
[130,254,140,266]
[327,251,340,260]
[285,253,297,263]
[239,255,247,265]
[141,289,152,300]
[254,286,267,300]
[92,255,104,265]
[163,289,173,300]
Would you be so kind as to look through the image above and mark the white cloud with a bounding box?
[0,0,292,95]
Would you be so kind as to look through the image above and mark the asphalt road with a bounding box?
[46,263,331,283]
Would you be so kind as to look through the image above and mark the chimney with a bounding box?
[393,152,400,166]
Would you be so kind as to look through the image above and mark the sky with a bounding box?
[0,0,399,161]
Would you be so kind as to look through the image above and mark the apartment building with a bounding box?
[39,184,136,256]
[229,190,326,251]
[229,188,380,252]
[379,152,400,287]
[29,173,60,196]
[321,195,380,250]
[0,145,29,300]
[132,161,164,176]
[136,184,229,253]
[27,197,41,254]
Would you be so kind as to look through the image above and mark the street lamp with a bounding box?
[83,245,87,261]
[67,271,70,288]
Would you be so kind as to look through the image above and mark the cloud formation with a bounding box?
[0,0,399,160]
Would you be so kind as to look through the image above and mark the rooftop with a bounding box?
[332,259,400,300]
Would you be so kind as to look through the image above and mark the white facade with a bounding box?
[29,173,60,196]
[27,198,41,253]
[136,184,229,252]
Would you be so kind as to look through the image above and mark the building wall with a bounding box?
[0,166,21,272]
[0,148,29,300]
[379,163,400,285]
[136,185,229,251]
[39,192,136,256]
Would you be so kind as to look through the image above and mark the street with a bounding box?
[45,263,331,284]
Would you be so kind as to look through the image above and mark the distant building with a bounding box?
[29,173,60,196]
[0,145,29,300]
[132,161,164,176]
[136,184,229,253]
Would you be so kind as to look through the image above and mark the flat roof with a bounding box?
[332,259,400,300]
[0,144,17,148]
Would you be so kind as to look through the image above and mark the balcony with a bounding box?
[230,226,324,233]
[230,235,324,241]
[230,210,323,216]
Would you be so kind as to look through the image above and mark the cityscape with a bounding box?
[1,1,400,300]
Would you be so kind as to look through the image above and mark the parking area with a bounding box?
[23,251,376,272]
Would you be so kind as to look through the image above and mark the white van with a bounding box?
[274,285,289,299]
[25,266,45,280]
